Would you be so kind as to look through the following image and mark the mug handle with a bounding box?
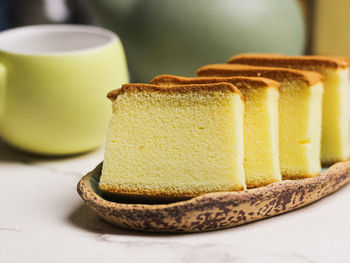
[0,63,6,121]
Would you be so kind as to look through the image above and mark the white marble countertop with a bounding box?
[1,139,350,263]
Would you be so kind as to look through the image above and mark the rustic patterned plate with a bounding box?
[77,161,350,233]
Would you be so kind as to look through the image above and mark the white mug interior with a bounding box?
[0,25,117,55]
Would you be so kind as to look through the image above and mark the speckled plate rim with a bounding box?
[77,161,350,232]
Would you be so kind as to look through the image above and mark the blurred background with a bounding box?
[0,0,346,82]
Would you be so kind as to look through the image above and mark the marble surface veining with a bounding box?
[1,139,350,263]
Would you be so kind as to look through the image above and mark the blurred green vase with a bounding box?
[86,0,305,82]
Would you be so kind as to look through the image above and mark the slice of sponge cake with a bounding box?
[228,54,350,165]
[151,75,281,188]
[99,83,246,199]
[197,64,324,179]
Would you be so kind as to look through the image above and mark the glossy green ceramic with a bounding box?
[0,25,129,155]
[87,0,305,82]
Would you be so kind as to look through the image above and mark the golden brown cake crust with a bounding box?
[246,178,281,189]
[107,82,243,101]
[150,74,280,90]
[322,155,350,167]
[282,172,320,180]
[228,53,350,69]
[196,64,323,85]
[98,184,245,199]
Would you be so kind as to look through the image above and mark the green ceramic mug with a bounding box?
[0,25,129,155]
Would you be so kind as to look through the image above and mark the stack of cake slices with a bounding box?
[99,53,350,199]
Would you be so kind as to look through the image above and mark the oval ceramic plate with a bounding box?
[77,161,350,233]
